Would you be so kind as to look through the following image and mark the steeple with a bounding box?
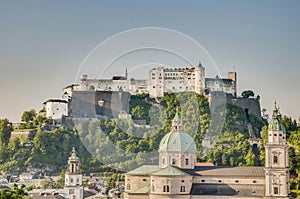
[265,101,290,198]
[64,147,83,199]
[67,147,80,174]
[171,108,183,132]
[125,68,128,80]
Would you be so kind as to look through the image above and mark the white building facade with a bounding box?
[43,99,68,120]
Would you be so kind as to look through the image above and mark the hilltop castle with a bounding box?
[68,63,236,99]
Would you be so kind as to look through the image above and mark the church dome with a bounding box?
[159,113,197,153]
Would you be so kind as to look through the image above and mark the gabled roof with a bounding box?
[151,166,191,176]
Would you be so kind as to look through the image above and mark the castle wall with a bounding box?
[229,97,261,119]
[70,91,130,118]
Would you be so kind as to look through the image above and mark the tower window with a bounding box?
[274,187,279,194]
[126,183,130,190]
[163,185,170,192]
[201,179,205,183]
[172,159,176,165]
[235,180,240,183]
[273,155,278,164]
[185,158,189,165]
[152,185,155,192]
[180,185,185,192]
[162,158,165,165]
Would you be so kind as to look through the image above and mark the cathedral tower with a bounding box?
[264,102,290,198]
[64,147,83,199]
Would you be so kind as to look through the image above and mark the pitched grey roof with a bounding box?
[126,165,159,176]
[190,166,265,177]
[151,166,191,176]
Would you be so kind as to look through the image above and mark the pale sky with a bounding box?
[0,0,299,122]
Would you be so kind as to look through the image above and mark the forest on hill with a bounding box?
[0,92,299,196]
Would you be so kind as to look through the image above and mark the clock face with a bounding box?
[273,176,280,183]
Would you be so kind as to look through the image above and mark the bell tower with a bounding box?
[264,102,290,198]
[64,147,83,199]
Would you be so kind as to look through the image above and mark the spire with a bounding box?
[198,61,203,67]
[269,101,286,133]
[125,68,128,80]
[171,107,183,132]
[67,147,80,174]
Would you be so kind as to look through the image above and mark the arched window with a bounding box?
[172,159,176,165]
[126,183,130,190]
[180,185,185,192]
[163,185,170,192]
[70,178,73,183]
[274,155,278,164]
[185,158,189,165]
[151,185,155,192]
[162,158,165,165]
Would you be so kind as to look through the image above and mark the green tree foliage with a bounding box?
[0,184,32,199]
[241,90,254,98]
[0,118,12,147]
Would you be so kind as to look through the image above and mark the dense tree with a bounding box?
[0,184,32,199]
[241,90,254,98]
[0,119,12,146]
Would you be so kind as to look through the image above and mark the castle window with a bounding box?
[163,185,170,192]
[185,158,189,165]
[152,185,155,192]
[218,180,222,183]
[180,185,185,192]
[273,155,278,164]
[181,180,185,183]
[127,183,130,190]
[70,178,73,183]
[143,179,147,182]
[274,134,277,136]
[253,180,257,183]
[235,180,240,183]
[162,158,165,165]
[274,187,279,194]
[201,179,205,183]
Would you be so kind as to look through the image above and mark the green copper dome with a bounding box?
[159,112,196,153]
[269,102,286,133]
[159,131,197,152]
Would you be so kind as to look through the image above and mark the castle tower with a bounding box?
[228,71,237,96]
[264,102,290,198]
[194,61,205,95]
[158,111,197,169]
[64,147,83,199]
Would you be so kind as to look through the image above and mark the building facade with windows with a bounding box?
[64,147,83,199]
[124,103,291,199]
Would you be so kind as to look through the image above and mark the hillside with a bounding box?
[0,93,299,196]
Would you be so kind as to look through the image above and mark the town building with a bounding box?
[124,103,291,199]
